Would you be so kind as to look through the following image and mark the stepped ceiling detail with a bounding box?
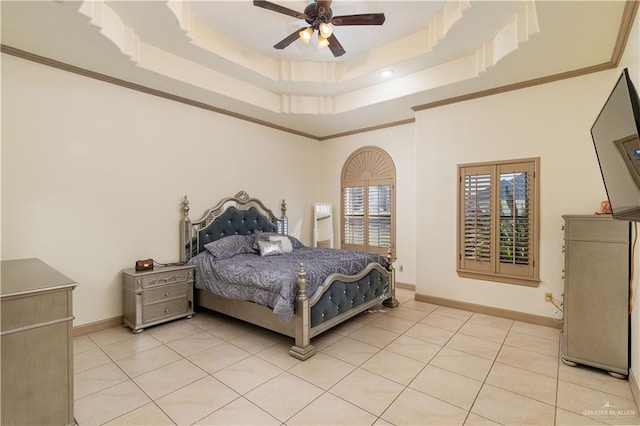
[1,1,635,139]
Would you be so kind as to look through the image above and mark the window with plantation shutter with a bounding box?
[341,147,396,257]
[457,158,540,286]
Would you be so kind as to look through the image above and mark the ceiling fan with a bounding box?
[253,0,385,57]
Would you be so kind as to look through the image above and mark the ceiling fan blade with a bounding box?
[253,0,307,20]
[327,34,346,57]
[274,27,305,50]
[331,13,386,26]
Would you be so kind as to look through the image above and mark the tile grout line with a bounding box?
[82,332,167,425]
[75,298,638,426]
[454,310,504,426]
[85,323,226,425]
[374,305,475,424]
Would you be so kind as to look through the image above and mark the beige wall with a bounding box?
[415,70,619,317]
[1,54,320,326]
[317,124,417,287]
[323,70,624,318]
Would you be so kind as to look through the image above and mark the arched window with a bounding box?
[341,146,396,257]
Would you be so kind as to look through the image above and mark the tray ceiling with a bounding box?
[1,1,635,139]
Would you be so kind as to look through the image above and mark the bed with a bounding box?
[180,191,398,360]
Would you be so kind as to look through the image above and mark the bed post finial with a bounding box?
[182,195,190,219]
[279,199,289,235]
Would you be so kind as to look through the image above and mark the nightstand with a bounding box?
[122,264,195,333]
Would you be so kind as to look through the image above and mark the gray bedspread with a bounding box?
[188,247,388,323]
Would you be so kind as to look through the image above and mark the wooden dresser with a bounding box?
[1,258,77,426]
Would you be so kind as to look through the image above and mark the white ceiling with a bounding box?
[0,1,633,139]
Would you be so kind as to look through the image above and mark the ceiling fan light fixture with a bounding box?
[254,0,385,57]
[299,27,313,44]
[318,34,330,48]
[319,22,333,38]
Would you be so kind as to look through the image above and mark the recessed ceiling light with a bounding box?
[380,69,394,78]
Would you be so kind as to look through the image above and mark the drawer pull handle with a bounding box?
[164,292,169,297]
[164,308,170,313]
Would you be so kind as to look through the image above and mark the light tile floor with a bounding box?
[74,288,640,425]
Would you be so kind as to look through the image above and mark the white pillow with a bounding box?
[269,235,293,253]
[257,240,284,257]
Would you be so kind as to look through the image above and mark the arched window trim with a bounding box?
[341,146,396,258]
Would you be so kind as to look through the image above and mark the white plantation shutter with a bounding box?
[341,147,396,256]
[458,158,539,285]
[343,182,393,254]
[343,186,365,245]
[368,184,392,248]
[497,162,534,277]
[460,165,493,273]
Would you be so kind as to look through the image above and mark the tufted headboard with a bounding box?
[180,191,288,262]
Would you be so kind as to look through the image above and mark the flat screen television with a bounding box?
[591,68,640,221]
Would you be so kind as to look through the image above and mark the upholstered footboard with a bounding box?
[310,266,388,328]
[289,262,397,360]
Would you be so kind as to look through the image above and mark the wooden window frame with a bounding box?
[457,157,540,286]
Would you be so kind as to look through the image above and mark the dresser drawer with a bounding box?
[563,216,629,243]
[137,269,193,289]
[143,283,189,305]
[1,289,72,333]
[143,298,190,323]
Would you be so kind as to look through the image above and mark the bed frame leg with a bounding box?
[382,248,400,308]
[289,264,317,360]
[383,296,400,308]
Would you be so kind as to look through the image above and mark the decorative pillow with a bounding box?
[257,240,284,257]
[268,235,293,253]
[254,232,305,249]
[204,235,256,260]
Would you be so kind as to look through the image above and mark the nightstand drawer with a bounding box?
[143,299,189,323]
[138,269,193,289]
[142,283,189,305]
